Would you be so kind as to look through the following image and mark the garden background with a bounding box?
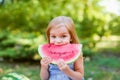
[0,0,120,80]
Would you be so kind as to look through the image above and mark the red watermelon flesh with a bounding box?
[38,43,82,64]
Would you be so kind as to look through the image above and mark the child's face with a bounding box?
[49,26,71,45]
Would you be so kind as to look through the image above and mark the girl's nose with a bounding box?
[55,37,62,44]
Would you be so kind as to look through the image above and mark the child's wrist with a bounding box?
[41,65,49,70]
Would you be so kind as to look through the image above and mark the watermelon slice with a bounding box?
[38,43,82,64]
[1,72,30,80]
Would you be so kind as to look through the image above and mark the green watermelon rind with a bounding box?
[1,73,30,80]
[38,44,82,64]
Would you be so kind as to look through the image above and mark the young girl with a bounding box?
[40,16,84,80]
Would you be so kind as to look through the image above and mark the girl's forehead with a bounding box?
[50,26,69,34]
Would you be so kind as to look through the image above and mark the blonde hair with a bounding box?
[46,16,79,44]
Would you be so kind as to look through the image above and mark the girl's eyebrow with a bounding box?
[50,32,68,34]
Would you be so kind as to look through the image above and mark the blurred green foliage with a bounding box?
[0,0,120,60]
[84,54,120,80]
[0,54,120,80]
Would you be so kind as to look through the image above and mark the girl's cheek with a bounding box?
[50,40,54,43]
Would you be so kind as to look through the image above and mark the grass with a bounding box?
[0,53,120,80]
[0,61,41,80]
[84,54,120,80]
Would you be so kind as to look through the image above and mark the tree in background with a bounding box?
[0,0,119,60]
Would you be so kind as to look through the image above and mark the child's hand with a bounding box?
[56,59,70,72]
[40,57,52,69]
